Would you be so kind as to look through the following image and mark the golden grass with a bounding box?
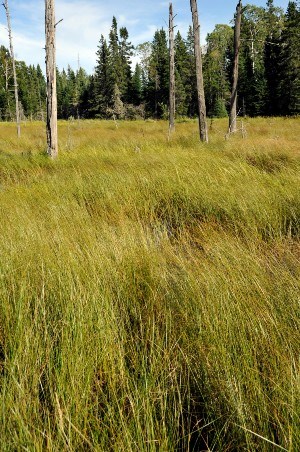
[0,117,300,450]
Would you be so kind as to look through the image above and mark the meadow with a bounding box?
[0,117,299,451]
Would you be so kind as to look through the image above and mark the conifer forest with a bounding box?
[0,1,299,122]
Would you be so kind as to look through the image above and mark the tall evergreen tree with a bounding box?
[119,27,134,102]
[0,46,46,121]
[131,63,143,105]
[145,29,169,118]
[239,5,268,115]
[108,17,122,93]
[93,35,114,117]
[264,0,284,115]
[185,26,198,117]
[135,41,152,102]
[56,68,69,118]
[203,24,233,117]
[277,1,300,115]
[0,46,13,120]
[174,31,190,116]
[76,67,91,118]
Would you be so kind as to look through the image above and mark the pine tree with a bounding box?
[239,5,268,115]
[111,83,125,119]
[56,68,68,118]
[93,35,114,117]
[17,62,39,118]
[108,17,122,96]
[174,31,190,116]
[92,17,135,117]
[185,26,198,117]
[0,46,13,120]
[145,29,169,118]
[119,27,134,102]
[277,1,300,115]
[0,47,46,121]
[203,24,233,117]
[34,64,46,120]
[67,66,77,117]
[264,0,284,115]
[76,67,90,118]
[135,41,152,103]
[131,63,143,105]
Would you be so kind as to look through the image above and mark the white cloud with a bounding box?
[0,1,190,73]
[132,25,159,45]
[4,0,277,73]
[0,23,44,66]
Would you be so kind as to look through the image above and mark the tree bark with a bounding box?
[229,1,242,134]
[3,0,20,137]
[45,0,58,158]
[4,55,12,120]
[169,3,175,133]
[190,0,208,143]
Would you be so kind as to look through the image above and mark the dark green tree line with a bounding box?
[0,2,299,122]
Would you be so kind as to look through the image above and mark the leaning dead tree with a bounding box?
[169,3,175,133]
[45,0,58,158]
[190,0,208,143]
[3,0,21,137]
[229,0,242,134]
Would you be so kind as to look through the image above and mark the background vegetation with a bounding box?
[0,117,299,450]
[0,0,299,122]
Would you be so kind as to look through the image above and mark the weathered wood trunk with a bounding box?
[229,1,242,134]
[3,0,20,137]
[45,0,58,158]
[169,3,175,133]
[4,54,12,120]
[190,0,208,143]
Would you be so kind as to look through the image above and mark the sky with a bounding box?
[0,0,291,74]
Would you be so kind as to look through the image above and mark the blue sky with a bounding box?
[0,0,291,74]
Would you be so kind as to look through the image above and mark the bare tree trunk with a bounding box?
[45,0,58,158]
[169,3,175,133]
[229,1,242,134]
[4,55,12,120]
[3,0,21,137]
[190,0,208,143]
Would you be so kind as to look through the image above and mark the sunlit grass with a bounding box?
[0,117,300,450]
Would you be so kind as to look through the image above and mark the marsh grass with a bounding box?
[0,117,300,450]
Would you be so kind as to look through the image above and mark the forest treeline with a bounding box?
[0,0,299,121]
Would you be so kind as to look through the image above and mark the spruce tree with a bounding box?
[119,27,134,102]
[185,26,198,117]
[145,29,169,118]
[17,63,39,118]
[108,17,122,97]
[239,5,268,115]
[56,68,68,118]
[203,24,233,117]
[264,0,284,115]
[93,35,114,117]
[278,1,300,115]
[76,67,90,118]
[174,31,190,116]
[0,46,13,120]
[131,63,143,105]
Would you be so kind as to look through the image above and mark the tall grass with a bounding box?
[0,117,300,450]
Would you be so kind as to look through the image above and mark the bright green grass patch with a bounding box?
[0,118,300,450]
